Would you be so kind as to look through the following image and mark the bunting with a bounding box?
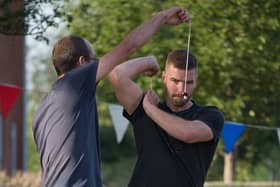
[108,104,129,144]
[0,83,22,120]
[1,82,279,148]
[277,128,280,145]
[222,121,246,154]
[0,115,2,168]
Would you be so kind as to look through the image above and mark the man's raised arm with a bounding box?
[97,7,189,82]
[109,56,159,114]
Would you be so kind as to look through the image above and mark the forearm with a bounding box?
[144,104,213,143]
[99,13,165,81]
[111,57,157,80]
[145,104,191,142]
[98,7,187,82]
[118,11,167,56]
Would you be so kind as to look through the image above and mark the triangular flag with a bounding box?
[0,83,22,120]
[0,114,3,168]
[277,128,280,145]
[222,121,246,154]
[108,104,129,144]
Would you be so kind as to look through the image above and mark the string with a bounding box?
[228,122,280,131]
[150,77,153,90]
[184,21,192,99]
[4,85,280,131]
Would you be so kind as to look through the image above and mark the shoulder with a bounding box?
[193,102,223,118]
[73,60,99,76]
[63,61,99,90]
[200,105,223,118]
[195,104,224,131]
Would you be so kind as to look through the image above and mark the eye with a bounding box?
[186,80,194,85]
[171,78,179,84]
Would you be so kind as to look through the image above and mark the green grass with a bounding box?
[27,122,40,172]
[102,157,135,187]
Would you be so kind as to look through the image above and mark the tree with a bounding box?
[28,0,280,182]
[0,0,68,42]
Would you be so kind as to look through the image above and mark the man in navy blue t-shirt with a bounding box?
[32,7,189,187]
[109,50,224,187]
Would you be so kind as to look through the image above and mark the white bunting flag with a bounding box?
[277,128,280,145]
[108,104,129,144]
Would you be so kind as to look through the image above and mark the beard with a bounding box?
[172,95,187,106]
[166,93,191,107]
[163,86,193,108]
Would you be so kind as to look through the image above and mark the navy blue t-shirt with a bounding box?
[33,61,101,187]
[123,100,224,187]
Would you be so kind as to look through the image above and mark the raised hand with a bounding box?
[143,89,160,113]
[162,7,190,25]
[142,56,160,77]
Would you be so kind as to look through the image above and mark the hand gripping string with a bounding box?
[183,21,192,100]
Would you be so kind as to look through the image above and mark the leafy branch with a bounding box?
[0,0,69,43]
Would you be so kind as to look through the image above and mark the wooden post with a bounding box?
[223,151,234,184]
[0,34,25,174]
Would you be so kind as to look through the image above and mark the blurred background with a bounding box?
[0,0,280,186]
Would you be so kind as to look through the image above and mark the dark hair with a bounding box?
[52,35,92,76]
[166,49,198,70]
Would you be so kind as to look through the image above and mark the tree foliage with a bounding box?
[0,0,67,42]
[63,0,280,180]
[28,0,280,180]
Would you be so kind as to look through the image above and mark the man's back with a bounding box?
[33,62,102,187]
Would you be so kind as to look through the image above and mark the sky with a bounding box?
[25,20,68,91]
[25,1,70,91]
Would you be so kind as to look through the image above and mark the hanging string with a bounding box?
[228,122,280,131]
[150,77,153,90]
[183,21,192,100]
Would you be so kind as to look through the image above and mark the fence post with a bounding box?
[11,122,17,174]
[0,114,2,169]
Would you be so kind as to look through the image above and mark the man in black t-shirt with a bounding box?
[32,8,189,187]
[109,50,224,187]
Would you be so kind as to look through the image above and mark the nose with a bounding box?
[177,82,185,95]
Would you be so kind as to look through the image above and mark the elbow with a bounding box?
[181,129,214,143]
[108,68,123,86]
[181,131,196,143]
[109,66,122,80]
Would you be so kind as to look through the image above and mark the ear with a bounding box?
[193,73,198,88]
[162,71,166,83]
[77,56,86,66]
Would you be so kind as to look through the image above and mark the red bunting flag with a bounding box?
[0,83,22,120]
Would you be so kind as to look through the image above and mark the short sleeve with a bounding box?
[123,98,145,125]
[197,106,224,142]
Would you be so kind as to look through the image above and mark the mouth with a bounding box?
[172,94,187,100]
[170,94,188,107]
[183,92,188,100]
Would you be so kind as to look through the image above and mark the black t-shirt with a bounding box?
[33,61,102,187]
[123,100,224,187]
